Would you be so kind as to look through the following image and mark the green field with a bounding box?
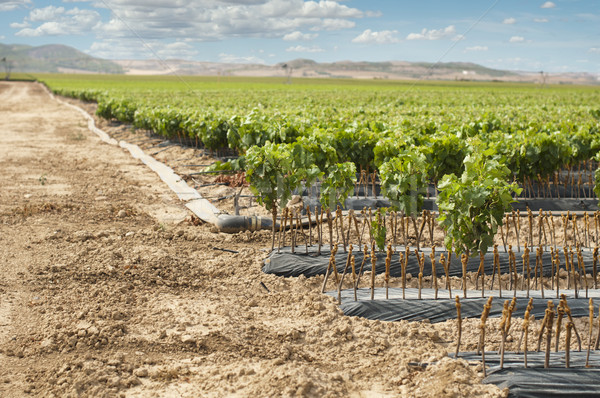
[37,73,600,177]
[34,73,600,254]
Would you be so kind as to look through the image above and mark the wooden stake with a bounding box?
[417,249,424,300]
[555,299,565,352]
[509,245,517,297]
[370,243,376,300]
[586,298,594,367]
[385,244,391,299]
[351,255,357,301]
[455,296,462,358]
[566,321,573,368]
[544,302,555,368]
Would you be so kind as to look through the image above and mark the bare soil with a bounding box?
[0,81,506,397]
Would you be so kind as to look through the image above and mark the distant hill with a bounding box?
[113,57,600,85]
[0,43,123,74]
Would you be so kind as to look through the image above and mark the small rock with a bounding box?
[134,368,149,378]
[181,335,196,345]
[117,210,127,218]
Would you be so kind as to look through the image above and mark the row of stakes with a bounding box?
[353,161,597,201]
[278,206,600,256]
[322,242,600,302]
[456,295,600,376]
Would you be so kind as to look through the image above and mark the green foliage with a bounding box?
[320,162,357,210]
[437,151,522,255]
[379,151,428,217]
[245,142,300,212]
[370,208,387,251]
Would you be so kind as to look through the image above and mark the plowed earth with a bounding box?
[0,82,504,397]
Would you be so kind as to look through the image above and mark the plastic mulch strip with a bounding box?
[264,245,594,278]
[326,288,600,323]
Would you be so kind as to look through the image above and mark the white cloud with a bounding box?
[29,6,65,22]
[541,1,556,8]
[465,45,488,52]
[156,41,198,58]
[0,0,31,12]
[285,45,325,53]
[503,17,516,24]
[509,36,525,43]
[589,48,600,54]
[218,52,266,64]
[15,7,101,37]
[0,35,5,40]
[352,29,400,44]
[406,25,456,40]
[10,21,30,28]
[283,31,318,41]
[534,18,549,23]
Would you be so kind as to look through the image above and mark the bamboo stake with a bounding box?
[385,244,391,300]
[578,247,588,298]
[477,251,485,298]
[495,245,502,298]
[544,302,555,368]
[513,210,521,252]
[510,245,517,297]
[570,247,578,298]
[499,300,509,369]
[278,207,288,252]
[455,296,462,358]
[430,247,438,299]
[564,246,571,290]
[337,245,353,304]
[595,301,600,350]
[555,249,561,298]
[321,244,339,293]
[586,298,594,367]
[355,244,369,287]
[440,253,451,299]
[527,208,534,248]
[523,243,530,295]
[594,247,598,289]
[402,246,409,299]
[538,209,543,247]
[550,246,556,291]
[351,255,357,301]
[306,206,313,247]
[500,224,507,253]
[563,296,583,351]
[417,249,424,300]
[317,208,323,255]
[370,243,376,300]
[479,296,493,377]
[538,246,544,298]
[550,211,557,250]
[562,213,569,248]
[566,321,573,368]
[461,253,468,299]
[522,298,534,367]
[555,299,565,352]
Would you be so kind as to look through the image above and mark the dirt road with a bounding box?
[0,82,502,397]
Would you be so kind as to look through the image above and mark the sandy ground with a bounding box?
[0,81,507,397]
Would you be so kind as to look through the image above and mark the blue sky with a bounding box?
[0,0,599,74]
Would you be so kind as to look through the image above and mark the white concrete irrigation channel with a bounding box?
[41,82,244,227]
